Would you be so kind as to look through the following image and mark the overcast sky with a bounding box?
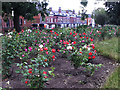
[47,0,105,14]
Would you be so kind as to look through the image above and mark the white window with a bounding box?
[24,20,26,24]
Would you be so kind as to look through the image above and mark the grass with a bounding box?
[94,37,119,88]
[103,66,120,88]
[94,37,119,62]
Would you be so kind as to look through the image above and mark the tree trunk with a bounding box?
[13,10,21,32]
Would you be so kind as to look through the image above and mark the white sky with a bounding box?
[47,0,105,14]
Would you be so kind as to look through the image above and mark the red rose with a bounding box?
[25,81,28,84]
[89,52,92,55]
[92,46,95,49]
[43,71,47,74]
[79,51,82,54]
[36,31,38,33]
[50,30,53,32]
[91,39,93,42]
[40,48,43,51]
[66,42,69,45]
[46,51,48,55]
[44,59,47,62]
[54,32,56,34]
[44,47,48,50]
[28,69,32,74]
[88,57,91,59]
[73,41,76,44]
[57,49,60,52]
[56,34,58,36]
[69,40,71,42]
[75,33,77,35]
[52,55,55,59]
[70,32,72,35]
[74,31,76,33]
[73,35,75,37]
[92,56,96,59]
[83,32,86,35]
[52,49,56,53]
[81,37,83,38]
[63,41,66,44]
[44,76,47,79]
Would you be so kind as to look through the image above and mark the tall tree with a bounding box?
[80,0,88,20]
[2,1,48,32]
[105,1,120,25]
[92,8,107,26]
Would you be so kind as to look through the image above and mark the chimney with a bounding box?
[49,7,52,11]
[73,9,75,14]
[58,7,61,13]
[66,10,68,13]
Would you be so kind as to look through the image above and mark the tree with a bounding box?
[80,0,88,20]
[2,1,48,32]
[92,8,107,26]
[105,1,120,25]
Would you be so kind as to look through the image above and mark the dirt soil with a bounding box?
[2,54,119,89]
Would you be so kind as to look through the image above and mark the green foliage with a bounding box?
[105,1,120,25]
[92,8,107,26]
[2,1,48,32]
[80,0,88,20]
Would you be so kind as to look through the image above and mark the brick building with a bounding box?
[1,7,92,31]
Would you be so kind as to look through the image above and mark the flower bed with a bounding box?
[1,26,119,88]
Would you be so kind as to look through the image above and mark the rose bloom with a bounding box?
[44,47,48,50]
[28,69,32,74]
[52,55,55,59]
[67,46,72,50]
[39,44,43,48]
[22,55,24,57]
[25,81,28,84]
[44,76,47,79]
[43,71,47,74]
[52,49,56,53]
[89,52,92,55]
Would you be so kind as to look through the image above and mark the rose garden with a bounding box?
[1,25,120,89]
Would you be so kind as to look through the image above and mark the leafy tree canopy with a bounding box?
[105,1,120,25]
[2,0,48,32]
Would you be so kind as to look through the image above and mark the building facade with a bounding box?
[2,7,92,31]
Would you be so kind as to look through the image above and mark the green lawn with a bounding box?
[95,37,119,62]
[95,37,119,88]
[103,66,120,88]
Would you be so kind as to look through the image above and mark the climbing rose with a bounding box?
[57,49,60,52]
